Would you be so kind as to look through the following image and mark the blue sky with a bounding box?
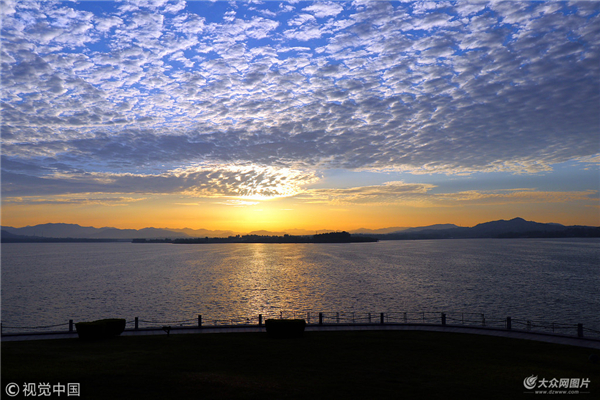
[1,0,599,230]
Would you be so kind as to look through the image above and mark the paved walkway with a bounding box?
[3,323,600,349]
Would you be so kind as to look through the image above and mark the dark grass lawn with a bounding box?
[2,330,598,399]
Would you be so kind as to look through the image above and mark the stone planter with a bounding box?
[265,319,306,338]
[75,318,126,340]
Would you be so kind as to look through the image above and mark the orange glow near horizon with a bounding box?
[2,192,598,232]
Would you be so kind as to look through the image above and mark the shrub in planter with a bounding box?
[265,319,306,338]
[103,318,126,336]
[75,318,126,340]
[75,321,105,340]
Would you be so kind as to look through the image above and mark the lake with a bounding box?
[1,238,598,333]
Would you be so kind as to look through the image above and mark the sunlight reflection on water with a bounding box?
[1,238,598,330]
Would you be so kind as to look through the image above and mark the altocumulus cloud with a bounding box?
[1,0,598,200]
[2,194,146,207]
[1,161,318,200]
[300,182,597,207]
[303,181,437,205]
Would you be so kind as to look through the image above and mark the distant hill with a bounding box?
[0,223,329,241]
[0,223,190,240]
[286,228,335,236]
[1,230,27,240]
[1,223,102,238]
[375,218,599,240]
[245,229,335,236]
[351,224,459,235]
[350,227,409,234]
[87,227,190,239]
[469,217,565,236]
[247,230,289,237]
[0,229,128,243]
[401,224,460,233]
[2,218,598,242]
[165,227,238,238]
[171,231,378,244]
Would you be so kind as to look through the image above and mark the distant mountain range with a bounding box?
[349,224,460,234]
[1,218,598,242]
[360,218,599,240]
[349,226,411,234]
[1,223,191,240]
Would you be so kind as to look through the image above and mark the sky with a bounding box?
[1,0,599,232]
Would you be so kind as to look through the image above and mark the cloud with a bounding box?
[303,181,437,205]
[287,13,316,26]
[300,181,597,207]
[3,194,146,206]
[164,0,186,14]
[1,161,319,200]
[284,22,328,41]
[577,155,600,166]
[302,2,344,19]
[433,189,598,207]
[177,165,319,199]
[0,0,17,17]
[1,0,598,200]
[215,199,261,207]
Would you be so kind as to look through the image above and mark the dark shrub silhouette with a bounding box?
[75,318,126,340]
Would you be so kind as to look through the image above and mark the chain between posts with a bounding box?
[2,312,598,340]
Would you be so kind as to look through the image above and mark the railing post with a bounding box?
[198,315,202,328]
[404,312,407,324]
[135,317,139,330]
[336,312,340,324]
[69,319,74,333]
[527,320,531,331]
[380,312,385,324]
[368,313,371,323]
[506,317,512,330]
[577,323,583,338]
[258,314,263,326]
[307,312,310,325]
[481,313,485,327]
[441,313,446,326]
[319,312,323,325]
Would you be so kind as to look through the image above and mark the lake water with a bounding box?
[1,238,598,333]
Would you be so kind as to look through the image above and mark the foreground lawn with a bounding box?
[2,330,598,399]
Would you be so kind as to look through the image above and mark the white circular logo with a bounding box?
[5,383,19,397]
[523,375,538,390]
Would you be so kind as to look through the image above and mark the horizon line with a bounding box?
[3,217,596,234]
